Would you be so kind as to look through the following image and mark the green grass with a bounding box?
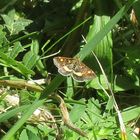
[0,0,140,140]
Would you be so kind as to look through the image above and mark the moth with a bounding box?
[53,56,96,82]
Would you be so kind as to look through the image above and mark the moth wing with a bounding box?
[53,57,96,82]
[53,57,64,68]
[72,73,86,82]
[53,57,74,76]
[72,70,95,82]
[53,57,74,68]
[58,66,72,76]
[72,62,96,82]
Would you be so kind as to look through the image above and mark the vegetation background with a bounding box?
[0,0,139,140]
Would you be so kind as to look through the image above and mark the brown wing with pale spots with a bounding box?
[53,56,96,82]
[53,57,74,76]
[72,62,96,82]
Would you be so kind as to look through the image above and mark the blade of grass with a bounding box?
[78,0,136,60]
[1,99,45,140]
[41,16,91,56]
[92,51,127,140]
[0,51,34,76]
[41,75,65,98]
[0,105,30,122]
[42,1,136,98]
[3,32,38,47]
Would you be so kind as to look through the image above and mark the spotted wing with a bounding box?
[72,62,96,82]
[53,57,74,76]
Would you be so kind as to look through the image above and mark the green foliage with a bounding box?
[1,9,32,35]
[0,0,140,140]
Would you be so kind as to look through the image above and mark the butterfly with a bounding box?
[53,56,96,82]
